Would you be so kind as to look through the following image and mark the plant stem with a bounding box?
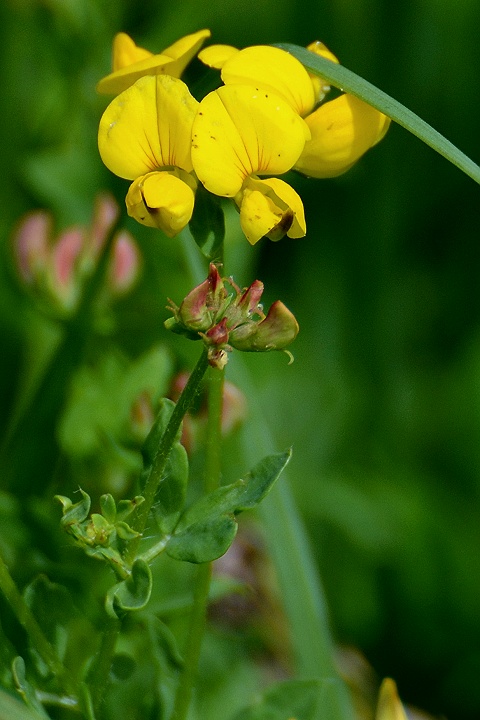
[127,348,210,561]
[0,551,75,696]
[87,617,121,716]
[171,365,224,720]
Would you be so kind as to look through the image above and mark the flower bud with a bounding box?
[230,301,299,352]
[108,231,141,295]
[12,211,50,284]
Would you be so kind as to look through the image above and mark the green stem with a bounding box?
[127,348,210,561]
[171,365,224,720]
[0,551,75,696]
[87,617,121,717]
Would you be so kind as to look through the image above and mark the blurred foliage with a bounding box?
[1,0,480,719]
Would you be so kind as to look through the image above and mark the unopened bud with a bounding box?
[230,301,299,352]
[49,227,85,307]
[12,212,50,283]
[108,231,141,295]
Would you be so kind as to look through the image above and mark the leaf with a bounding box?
[0,687,48,720]
[153,441,189,535]
[188,183,225,262]
[11,658,51,720]
[166,515,238,563]
[105,558,153,618]
[277,43,480,186]
[141,398,177,470]
[233,678,348,720]
[166,450,291,563]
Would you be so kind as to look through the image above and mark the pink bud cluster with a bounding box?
[11,194,140,315]
[165,264,299,368]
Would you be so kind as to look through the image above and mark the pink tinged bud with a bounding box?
[221,381,248,435]
[237,279,264,316]
[130,391,155,441]
[207,262,225,302]
[179,278,212,330]
[108,231,141,295]
[229,301,299,352]
[88,193,119,259]
[12,211,50,283]
[205,317,229,346]
[51,228,85,290]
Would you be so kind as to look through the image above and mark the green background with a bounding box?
[1,1,479,719]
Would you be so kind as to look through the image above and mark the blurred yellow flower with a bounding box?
[98,74,198,236]
[97,29,210,95]
[376,679,409,720]
[191,84,310,244]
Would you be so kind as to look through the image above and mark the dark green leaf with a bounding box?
[166,515,238,563]
[106,559,153,618]
[188,183,225,262]
[153,442,189,534]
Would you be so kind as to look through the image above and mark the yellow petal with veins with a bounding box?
[294,93,390,178]
[98,74,198,180]
[238,177,306,245]
[191,85,310,197]
[126,171,196,237]
[219,46,316,117]
[97,29,210,94]
[198,44,239,68]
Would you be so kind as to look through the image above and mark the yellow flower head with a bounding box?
[191,84,310,244]
[97,29,211,95]
[98,74,198,237]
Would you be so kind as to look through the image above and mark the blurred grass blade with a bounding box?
[277,43,480,185]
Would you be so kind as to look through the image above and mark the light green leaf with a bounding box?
[278,43,480,185]
[105,558,152,618]
[0,687,47,720]
[166,515,238,563]
[153,442,189,535]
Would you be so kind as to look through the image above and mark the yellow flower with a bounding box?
[97,29,210,95]
[294,93,391,178]
[375,679,409,720]
[199,41,390,178]
[191,84,310,245]
[98,74,198,237]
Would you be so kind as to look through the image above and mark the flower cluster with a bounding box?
[165,264,299,368]
[97,30,389,244]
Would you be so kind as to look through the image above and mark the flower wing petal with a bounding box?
[98,75,197,180]
[239,177,306,244]
[294,93,391,178]
[192,85,310,197]
[220,46,316,116]
[126,171,195,237]
[198,44,239,68]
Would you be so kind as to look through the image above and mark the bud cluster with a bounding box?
[165,264,299,368]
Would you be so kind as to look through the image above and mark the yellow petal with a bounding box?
[112,33,152,72]
[306,40,340,103]
[126,171,196,237]
[294,93,391,178]
[375,679,409,720]
[219,46,316,117]
[238,177,306,245]
[98,75,198,180]
[97,29,210,95]
[191,85,310,197]
[198,44,239,68]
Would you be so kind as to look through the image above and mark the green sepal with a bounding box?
[188,183,225,262]
[115,521,141,541]
[233,678,343,720]
[167,450,291,563]
[100,493,116,524]
[105,558,153,618]
[153,442,189,535]
[116,496,144,522]
[55,488,91,526]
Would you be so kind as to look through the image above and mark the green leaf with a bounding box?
[105,558,153,618]
[153,441,189,535]
[188,183,225,262]
[11,658,51,719]
[166,515,238,563]
[167,450,291,563]
[0,687,46,720]
[141,398,177,470]
[233,678,347,720]
[278,43,480,185]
